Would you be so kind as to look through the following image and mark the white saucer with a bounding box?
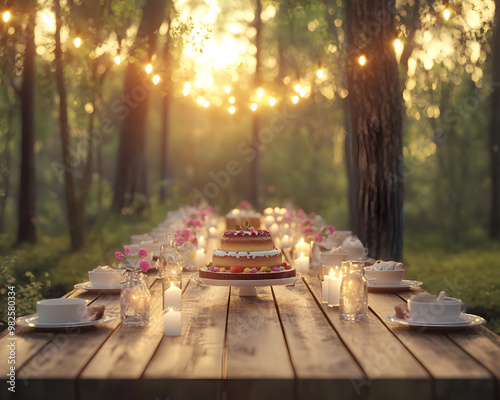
[368,280,423,290]
[16,313,115,328]
[386,313,485,329]
[74,281,123,292]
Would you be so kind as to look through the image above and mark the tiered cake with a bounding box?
[199,228,295,280]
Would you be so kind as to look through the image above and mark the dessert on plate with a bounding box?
[199,226,295,280]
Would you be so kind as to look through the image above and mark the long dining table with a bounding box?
[1,238,500,400]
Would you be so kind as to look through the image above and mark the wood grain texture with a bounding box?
[305,277,431,400]
[272,279,365,400]
[369,291,494,400]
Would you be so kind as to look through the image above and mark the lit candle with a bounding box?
[327,268,342,307]
[198,235,206,248]
[294,252,309,274]
[270,223,279,238]
[295,238,310,258]
[281,234,290,248]
[208,227,217,238]
[264,215,275,228]
[163,308,181,336]
[163,282,182,310]
[194,248,206,269]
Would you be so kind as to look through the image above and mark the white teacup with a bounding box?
[89,267,123,287]
[36,298,87,323]
[409,297,466,322]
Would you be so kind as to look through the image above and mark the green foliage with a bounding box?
[0,256,51,331]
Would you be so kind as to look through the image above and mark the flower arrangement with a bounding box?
[239,200,252,210]
[174,228,198,247]
[115,246,151,272]
[301,218,335,243]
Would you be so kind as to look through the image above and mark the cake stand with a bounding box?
[193,273,301,296]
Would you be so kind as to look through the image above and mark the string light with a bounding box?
[358,55,366,66]
[203,100,209,108]
[257,88,264,97]
[73,37,81,48]
[443,8,451,21]
[299,88,306,97]
[114,55,121,65]
[292,95,299,104]
[294,84,301,93]
[229,106,235,114]
[198,97,205,105]
[182,88,189,96]
[152,74,160,85]
[251,103,257,111]
[3,11,10,23]
[229,96,235,104]
[316,69,323,78]
[145,64,152,74]
[269,97,276,107]
[225,85,231,94]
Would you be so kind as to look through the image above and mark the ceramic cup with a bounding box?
[409,297,466,322]
[364,268,406,284]
[36,298,87,323]
[88,270,123,287]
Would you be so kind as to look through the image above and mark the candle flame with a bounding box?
[169,308,173,312]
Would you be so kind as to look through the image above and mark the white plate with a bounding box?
[386,313,486,329]
[16,313,115,328]
[193,272,300,287]
[368,280,423,289]
[74,282,123,292]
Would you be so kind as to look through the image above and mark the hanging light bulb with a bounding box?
[182,88,189,96]
[152,74,160,85]
[229,96,235,104]
[269,97,276,107]
[251,103,257,111]
[294,83,301,93]
[73,37,81,48]
[203,100,209,108]
[292,95,299,104]
[114,55,121,65]
[257,88,264,97]
[3,11,11,23]
[443,8,451,21]
[229,106,235,114]
[145,64,153,74]
[358,55,366,66]
[317,69,323,78]
[225,85,231,94]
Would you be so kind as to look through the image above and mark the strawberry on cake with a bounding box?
[199,227,295,280]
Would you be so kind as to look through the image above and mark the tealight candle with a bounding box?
[164,308,181,336]
[294,252,309,274]
[163,282,182,310]
[295,238,310,258]
[194,248,206,269]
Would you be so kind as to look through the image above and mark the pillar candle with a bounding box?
[164,308,181,336]
[295,238,310,258]
[163,282,182,310]
[294,252,309,274]
[270,223,279,238]
[194,249,206,269]
[327,269,342,306]
[281,235,290,248]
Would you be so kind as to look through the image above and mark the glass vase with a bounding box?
[177,241,196,271]
[339,260,368,321]
[120,270,151,326]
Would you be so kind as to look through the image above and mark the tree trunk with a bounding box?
[345,0,404,260]
[112,0,167,212]
[16,7,37,244]
[489,0,500,239]
[54,0,85,249]
[0,94,13,234]
[250,0,262,209]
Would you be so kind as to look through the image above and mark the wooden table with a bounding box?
[2,267,500,400]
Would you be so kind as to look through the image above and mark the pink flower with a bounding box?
[115,252,124,259]
[138,248,148,258]
[139,260,150,272]
[124,246,132,255]
[327,225,335,235]
[309,212,316,217]
[314,232,323,243]
[239,200,251,210]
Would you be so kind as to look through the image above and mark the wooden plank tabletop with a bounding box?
[2,249,500,400]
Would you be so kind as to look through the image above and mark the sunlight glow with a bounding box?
[443,8,451,21]
[114,55,121,65]
[145,64,153,74]
[257,88,264,97]
[229,96,235,104]
[224,85,231,94]
[229,106,235,114]
[292,95,299,104]
[2,11,10,23]
[251,103,257,111]
[359,55,366,66]
[269,97,276,107]
[73,37,81,48]
[153,75,160,85]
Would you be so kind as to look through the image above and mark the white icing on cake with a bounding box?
[213,249,281,259]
